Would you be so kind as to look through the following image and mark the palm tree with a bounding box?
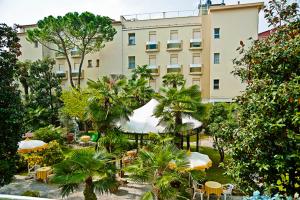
[131,65,153,81]
[125,143,192,200]
[51,149,118,200]
[162,73,185,89]
[154,85,204,148]
[86,76,132,144]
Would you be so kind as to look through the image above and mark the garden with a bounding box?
[0,0,299,200]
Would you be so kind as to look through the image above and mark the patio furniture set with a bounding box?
[193,180,234,200]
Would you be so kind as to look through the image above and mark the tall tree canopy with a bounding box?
[0,24,23,186]
[227,0,300,195]
[27,12,116,88]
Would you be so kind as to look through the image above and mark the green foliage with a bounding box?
[0,23,23,186]
[33,125,64,143]
[27,12,116,88]
[162,73,185,89]
[51,149,118,199]
[41,140,64,166]
[228,0,300,196]
[21,58,62,130]
[22,190,40,197]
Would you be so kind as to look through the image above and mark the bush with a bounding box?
[15,154,28,173]
[22,190,40,197]
[41,140,64,166]
[33,125,64,143]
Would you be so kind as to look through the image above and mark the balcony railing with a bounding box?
[190,39,202,49]
[55,52,65,59]
[147,65,160,75]
[167,40,182,51]
[71,70,84,79]
[146,41,160,52]
[55,70,68,79]
[189,64,202,74]
[167,64,181,73]
[70,49,81,57]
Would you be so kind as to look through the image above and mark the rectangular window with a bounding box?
[34,41,38,48]
[149,31,156,42]
[170,30,178,40]
[74,63,80,71]
[96,59,100,67]
[193,53,201,64]
[170,54,178,64]
[213,79,219,90]
[88,60,92,68]
[214,53,220,64]
[214,28,220,39]
[149,79,156,90]
[58,64,64,71]
[128,33,135,45]
[193,29,201,39]
[128,56,135,69]
[192,79,201,89]
[149,55,156,65]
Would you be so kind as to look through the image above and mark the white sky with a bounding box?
[0,0,271,32]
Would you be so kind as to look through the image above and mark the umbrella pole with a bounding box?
[186,133,190,150]
[196,131,199,152]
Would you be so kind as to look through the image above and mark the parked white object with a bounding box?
[187,152,212,170]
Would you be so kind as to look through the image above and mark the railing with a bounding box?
[190,39,202,49]
[71,70,84,79]
[146,41,160,52]
[189,64,202,74]
[147,65,160,75]
[71,49,81,57]
[167,64,181,73]
[122,10,199,21]
[167,40,182,50]
[55,70,68,79]
[55,52,65,58]
[0,194,54,200]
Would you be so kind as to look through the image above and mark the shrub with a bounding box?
[15,154,28,173]
[33,125,64,143]
[22,190,40,197]
[41,140,64,166]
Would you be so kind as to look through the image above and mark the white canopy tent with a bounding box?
[118,99,202,134]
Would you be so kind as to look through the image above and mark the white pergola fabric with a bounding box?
[118,99,202,134]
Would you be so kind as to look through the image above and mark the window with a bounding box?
[214,28,220,39]
[193,54,201,64]
[193,29,201,39]
[213,79,219,90]
[170,30,178,40]
[170,54,178,64]
[149,31,156,42]
[34,41,38,48]
[58,64,64,71]
[149,55,156,66]
[88,60,92,68]
[96,59,100,67]
[128,33,135,45]
[74,63,80,71]
[149,79,156,90]
[214,53,220,64]
[192,79,201,89]
[128,56,135,69]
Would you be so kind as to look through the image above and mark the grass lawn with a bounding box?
[190,145,233,184]
[189,133,210,142]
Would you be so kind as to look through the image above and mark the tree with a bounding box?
[125,143,202,200]
[16,60,31,101]
[51,149,118,200]
[86,76,132,143]
[227,0,300,195]
[206,103,236,162]
[162,73,185,89]
[27,12,116,88]
[25,57,62,130]
[154,85,204,148]
[0,24,23,186]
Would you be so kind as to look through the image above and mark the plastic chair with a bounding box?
[222,184,234,200]
[192,180,205,200]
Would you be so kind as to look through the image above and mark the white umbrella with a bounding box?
[18,139,48,153]
[118,99,202,134]
[187,152,212,170]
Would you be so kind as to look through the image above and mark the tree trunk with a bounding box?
[84,177,96,200]
[219,148,225,163]
[175,112,183,149]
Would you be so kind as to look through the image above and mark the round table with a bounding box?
[80,135,91,142]
[205,181,222,199]
[36,166,52,182]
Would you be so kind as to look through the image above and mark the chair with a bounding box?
[222,184,234,200]
[192,180,205,200]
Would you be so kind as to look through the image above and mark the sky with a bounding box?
[0,0,272,32]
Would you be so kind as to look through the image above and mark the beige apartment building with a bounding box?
[17,2,263,102]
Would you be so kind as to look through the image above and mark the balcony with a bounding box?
[147,65,160,75]
[146,41,160,52]
[190,39,202,49]
[55,70,68,79]
[70,49,81,58]
[167,64,181,73]
[71,70,84,79]
[55,52,65,59]
[167,40,182,51]
[189,64,202,75]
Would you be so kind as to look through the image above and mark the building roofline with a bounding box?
[209,2,264,12]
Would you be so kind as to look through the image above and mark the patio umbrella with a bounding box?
[18,138,48,154]
[187,152,212,170]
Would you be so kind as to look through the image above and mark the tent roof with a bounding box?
[118,99,202,134]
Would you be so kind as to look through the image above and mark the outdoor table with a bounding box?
[80,135,91,142]
[36,166,52,182]
[205,181,222,199]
